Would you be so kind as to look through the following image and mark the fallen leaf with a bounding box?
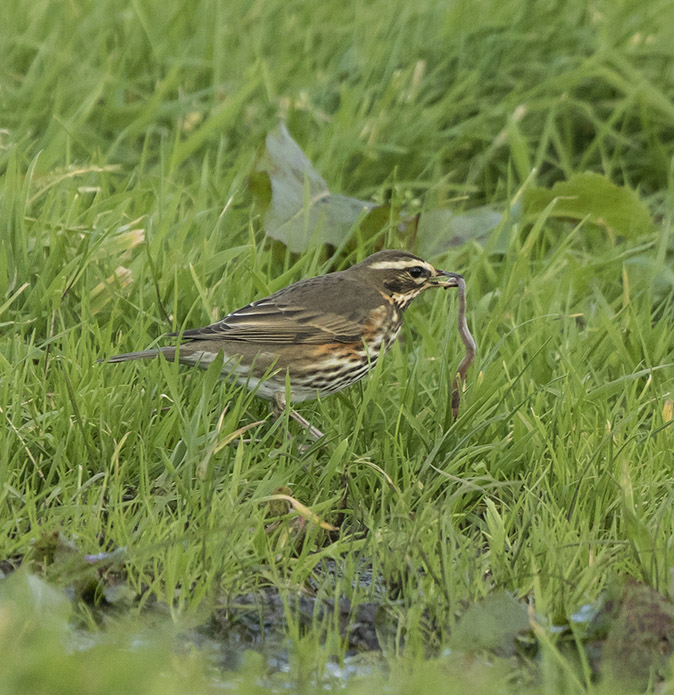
[259,493,338,531]
[90,267,133,314]
[523,172,653,238]
[251,124,383,252]
[450,592,530,654]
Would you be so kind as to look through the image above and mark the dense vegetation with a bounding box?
[2,0,674,692]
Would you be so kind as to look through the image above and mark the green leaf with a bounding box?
[251,124,382,252]
[449,592,530,653]
[0,570,72,618]
[523,172,653,238]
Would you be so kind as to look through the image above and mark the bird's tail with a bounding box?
[99,347,176,363]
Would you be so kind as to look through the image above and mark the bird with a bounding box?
[103,249,462,438]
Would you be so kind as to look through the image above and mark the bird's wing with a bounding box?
[171,276,378,345]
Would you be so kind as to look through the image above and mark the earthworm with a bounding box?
[451,277,476,420]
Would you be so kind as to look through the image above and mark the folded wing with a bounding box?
[172,275,375,345]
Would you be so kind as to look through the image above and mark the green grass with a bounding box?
[2,0,674,692]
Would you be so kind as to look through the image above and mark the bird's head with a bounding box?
[349,250,462,308]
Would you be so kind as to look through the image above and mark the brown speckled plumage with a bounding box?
[104,250,462,414]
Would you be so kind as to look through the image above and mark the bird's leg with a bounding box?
[272,393,325,441]
[289,408,325,441]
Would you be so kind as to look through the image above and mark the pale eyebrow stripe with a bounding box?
[368,260,432,271]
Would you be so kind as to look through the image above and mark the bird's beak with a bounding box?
[430,270,463,289]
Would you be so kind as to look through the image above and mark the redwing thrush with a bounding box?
[104,250,462,437]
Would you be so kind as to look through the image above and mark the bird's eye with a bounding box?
[408,266,425,279]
